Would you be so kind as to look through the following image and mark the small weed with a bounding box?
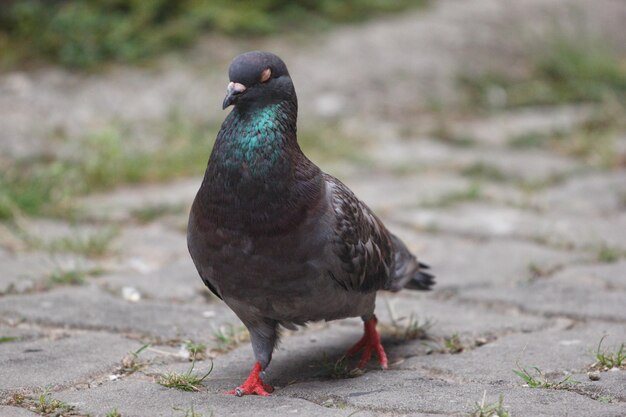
[8,392,25,405]
[318,354,364,380]
[106,409,122,417]
[594,336,626,370]
[597,395,615,404]
[158,358,213,392]
[183,340,208,360]
[34,391,74,415]
[132,203,185,224]
[48,228,118,258]
[596,244,622,263]
[0,336,18,344]
[212,324,249,353]
[513,363,579,389]
[461,163,510,183]
[430,119,477,147]
[459,32,626,109]
[173,406,208,417]
[121,343,151,373]
[444,333,464,354]
[527,262,562,280]
[469,392,510,417]
[381,298,432,340]
[421,183,482,208]
[47,269,86,286]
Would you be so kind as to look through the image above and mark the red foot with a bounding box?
[226,362,274,396]
[346,316,388,369]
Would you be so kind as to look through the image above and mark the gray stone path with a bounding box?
[1,0,626,416]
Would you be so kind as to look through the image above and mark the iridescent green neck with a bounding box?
[220,102,296,164]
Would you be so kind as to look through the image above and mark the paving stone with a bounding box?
[398,203,626,249]
[397,324,625,385]
[375,294,553,340]
[449,105,594,147]
[369,137,581,182]
[341,173,472,213]
[0,251,95,294]
[97,258,207,303]
[280,371,625,417]
[0,406,40,417]
[459,270,626,322]
[385,231,583,288]
[0,324,45,343]
[549,261,626,291]
[532,171,626,216]
[0,332,139,398]
[55,378,378,417]
[570,369,626,403]
[0,286,239,344]
[79,178,198,223]
[113,223,189,271]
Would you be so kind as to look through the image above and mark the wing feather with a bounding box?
[324,174,394,292]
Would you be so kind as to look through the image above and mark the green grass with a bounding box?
[381,298,432,340]
[184,340,208,360]
[33,391,74,415]
[421,183,482,208]
[121,343,151,373]
[594,336,625,370]
[469,392,510,417]
[317,353,364,380]
[212,324,249,353]
[47,268,88,286]
[444,333,464,354]
[0,336,18,344]
[0,0,428,69]
[460,32,626,109]
[132,203,186,224]
[0,116,215,222]
[596,244,623,263]
[106,409,122,417]
[158,358,213,392]
[507,103,625,170]
[460,162,510,183]
[513,364,579,389]
[47,228,118,258]
[173,406,207,417]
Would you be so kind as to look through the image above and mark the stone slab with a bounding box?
[398,203,626,249]
[97,258,208,303]
[280,371,625,417]
[386,231,582,289]
[0,406,40,417]
[55,378,379,417]
[0,332,139,398]
[0,286,239,344]
[397,324,625,385]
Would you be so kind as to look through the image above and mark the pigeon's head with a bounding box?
[222,51,294,110]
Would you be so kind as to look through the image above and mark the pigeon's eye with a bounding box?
[260,68,272,83]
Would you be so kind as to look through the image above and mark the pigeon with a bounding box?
[187,51,434,396]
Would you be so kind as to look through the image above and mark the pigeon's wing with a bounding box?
[323,174,394,292]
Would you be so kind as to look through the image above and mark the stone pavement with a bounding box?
[1,1,626,416]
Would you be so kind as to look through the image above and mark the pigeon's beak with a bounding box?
[222,82,247,109]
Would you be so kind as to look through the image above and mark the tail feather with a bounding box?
[404,269,435,291]
[388,234,435,292]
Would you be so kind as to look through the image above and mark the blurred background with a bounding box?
[1,1,626,415]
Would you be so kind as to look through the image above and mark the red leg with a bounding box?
[346,316,388,369]
[226,362,274,396]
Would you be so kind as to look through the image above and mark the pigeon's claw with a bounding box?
[346,316,388,369]
[226,362,274,396]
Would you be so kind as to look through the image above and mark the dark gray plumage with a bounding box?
[187,51,434,396]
